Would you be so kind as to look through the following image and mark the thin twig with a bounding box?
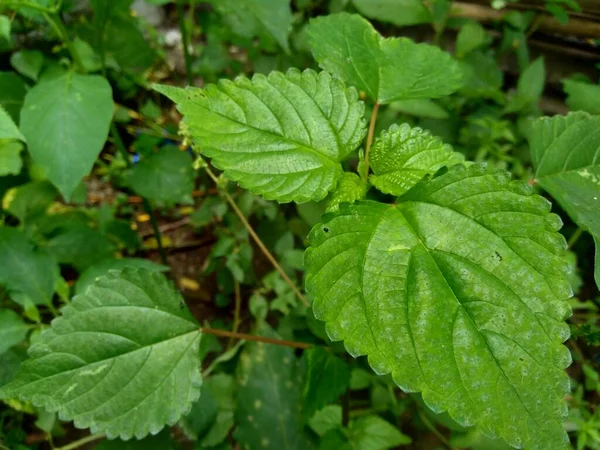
[362,103,380,180]
[142,198,168,265]
[203,165,310,308]
[229,280,242,348]
[176,0,193,85]
[54,434,104,450]
[139,216,190,238]
[417,408,457,450]
[201,327,312,349]
[568,228,584,249]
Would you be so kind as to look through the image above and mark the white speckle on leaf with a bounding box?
[78,363,108,377]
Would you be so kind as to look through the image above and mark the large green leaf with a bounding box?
[208,0,293,53]
[19,72,113,200]
[351,0,431,27]
[125,145,195,205]
[0,227,59,306]
[305,164,572,450]
[370,123,464,196]
[0,269,203,440]
[306,13,462,104]
[155,69,366,203]
[529,111,600,289]
[235,325,314,449]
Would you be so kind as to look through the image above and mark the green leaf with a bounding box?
[75,258,170,295]
[505,57,545,113]
[0,105,25,142]
[0,227,59,306]
[369,124,464,196]
[95,430,174,449]
[0,349,25,388]
[125,146,195,205]
[0,269,203,440]
[10,50,44,81]
[208,0,293,52]
[0,15,11,51]
[388,99,449,119]
[3,181,57,223]
[458,51,504,101]
[179,383,219,440]
[0,141,23,176]
[46,223,117,272]
[196,374,236,447]
[562,79,600,114]
[0,71,27,123]
[349,415,411,449]
[302,347,351,419]
[308,405,342,436]
[327,172,368,212]
[306,13,462,104]
[155,69,367,203]
[235,325,314,449]
[455,22,489,58]
[20,72,114,200]
[529,112,600,289]
[305,164,573,450]
[0,309,30,355]
[351,0,432,27]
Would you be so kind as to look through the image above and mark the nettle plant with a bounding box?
[3,11,599,450]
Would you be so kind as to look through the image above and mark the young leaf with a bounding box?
[125,146,194,205]
[349,415,411,449]
[351,0,432,27]
[305,164,573,450]
[235,325,314,449]
[389,99,449,119]
[0,269,203,440]
[308,405,342,436]
[0,105,25,142]
[155,69,367,203]
[306,13,462,104]
[10,50,44,81]
[562,79,600,114]
[0,141,23,176]
[529,112,600,289]
[455,22,489,58]
[505,57,545,113]
[327,172,369,212]
[0,227,59,306]
[0,309,30,355]
[207,0,293,53]
[19,72,113,200]
[302,347,351,419]
[370,124,464,196]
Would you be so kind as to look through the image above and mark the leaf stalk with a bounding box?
[201,327,312,349]
[363,102,380,180]
[54,433,104,450]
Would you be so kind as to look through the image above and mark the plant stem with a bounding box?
[362,103,380,180]
[203,166,310,308]
[201,327,312,349]
[143,198,168,266]
[417,408,457,450]
[176,0,193,85]
[43,12,87,74]
[568,228,584,249]
[54,434,104,450]
[229,280,242,349]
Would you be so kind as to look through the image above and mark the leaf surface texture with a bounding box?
[305,164,573,449]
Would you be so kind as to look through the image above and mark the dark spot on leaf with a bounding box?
[323,227,329,233]
[494,251,502,261]
[519,357,524,362]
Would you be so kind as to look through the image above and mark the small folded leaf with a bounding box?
[529,111,600,289]
[10,50,44,81]
[0,269,202,440]
[327,172,369,211]
[20,72,113,200]
[370,123,464,196]
[307,13,462,104]
[155,69,367,203]
[305,164,573,450]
